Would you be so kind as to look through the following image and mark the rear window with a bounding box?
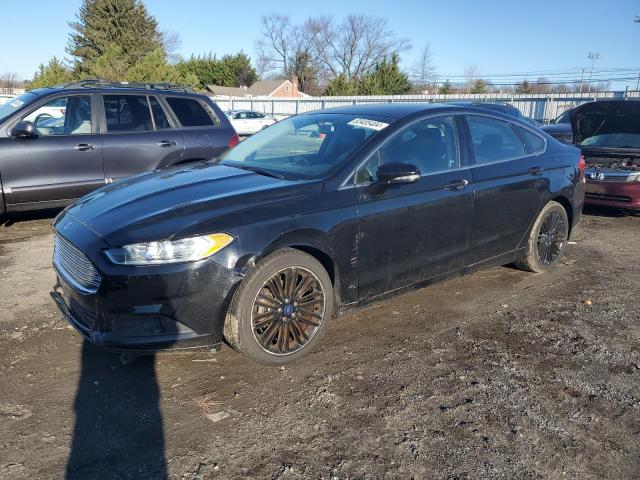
[467,115,526,164]
[515,125,546,154]
[103,95,152,133]
[166,97,215,127]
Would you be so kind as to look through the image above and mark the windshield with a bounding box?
[0,92,39,123]
[218,113,388,179]
[552,111,571,124]
[580,133,640,149]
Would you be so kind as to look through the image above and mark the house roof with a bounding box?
[206,79,299,98]
[206,85,249,97]
[247,79,291,96]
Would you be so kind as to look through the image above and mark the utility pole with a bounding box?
[587,52,601,94]
[579,68,586,94]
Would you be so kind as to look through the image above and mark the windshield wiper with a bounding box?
[230,164,286,180]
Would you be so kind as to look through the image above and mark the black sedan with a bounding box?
[51,104,585,365]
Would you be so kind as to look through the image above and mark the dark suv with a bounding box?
[0,80,238,213]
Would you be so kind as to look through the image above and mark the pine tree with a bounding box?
[438,79,453,94]
[67,0,162,75]
[323,74,358,96]
[30,57,73,88]
[357,54,411,95]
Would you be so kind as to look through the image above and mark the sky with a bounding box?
[1,0,638,90]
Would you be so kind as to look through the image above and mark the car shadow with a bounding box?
[1,208,62,227]
[582,205,640,218]
[65,342,168,479]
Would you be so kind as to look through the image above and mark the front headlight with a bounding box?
[105,233,234,265]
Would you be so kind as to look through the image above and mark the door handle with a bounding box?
[74,143,96,152]
[443,179,469,191]
[528,167,544,176]
[157,140,177,148]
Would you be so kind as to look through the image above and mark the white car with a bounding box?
[0,94,16,105]
[227,110,276,135]
[22,97,67,123]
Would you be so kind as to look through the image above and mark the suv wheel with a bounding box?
[514,200,569,273]
[224,248,333,365]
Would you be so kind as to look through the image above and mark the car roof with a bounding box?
[27,85,201,98]
[303,103,464,120]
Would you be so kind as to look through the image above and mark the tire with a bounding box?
[223,248,334,366]
[514,201,569,273]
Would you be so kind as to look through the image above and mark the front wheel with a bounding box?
[514,200,569,273]
[224,248,334,365]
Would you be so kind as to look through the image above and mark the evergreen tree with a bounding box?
[438,79,453,94]
[29,57,73,88]
[67,0,162,75]
[323,74,358,96]
[470,79,488,94]
[515,80,533,94]
[176,52,258,89]
[357,54,412,95]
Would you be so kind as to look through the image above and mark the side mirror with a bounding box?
[11,121,38,139]
[368,162,420,192]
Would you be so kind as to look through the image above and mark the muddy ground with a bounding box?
[0,207,638,479]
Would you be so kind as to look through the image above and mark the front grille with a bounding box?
[585,192,632,203]
[54,234,101,294]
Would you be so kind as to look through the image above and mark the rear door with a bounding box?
[164,96,230,159]
[100,94,185,183]
[0,94,104,208]
[463,114,549,264]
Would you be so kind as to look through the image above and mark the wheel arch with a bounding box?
[241,229,343,306]
[550,194,574,238]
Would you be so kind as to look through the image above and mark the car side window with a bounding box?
[149,96,171,129]
[467,115,526,164]
[103,95,153,133]
[166,97,215,127]
[514,125,546,154]
[22,95,93,136]
[355,116,459,184]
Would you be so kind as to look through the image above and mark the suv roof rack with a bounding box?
[60,79,194,93]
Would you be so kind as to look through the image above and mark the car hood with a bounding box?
[570,100,640,145]
[65,163,322,247]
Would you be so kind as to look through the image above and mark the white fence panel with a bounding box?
[212,91,639,122]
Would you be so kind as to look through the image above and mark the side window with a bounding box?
[22,95,92,136]
[514,125,546,154]
[355,116,460,184]
[103,95,152,133]
[166,97,215,127]
[149,96,171,129]
[467,116,526,164]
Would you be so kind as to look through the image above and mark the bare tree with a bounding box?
[411,44,435,91]
[0,72,22,93]
[161,30,182,64]
[311,14,411,81]
[256,13,293,76]
[464,64,479,93]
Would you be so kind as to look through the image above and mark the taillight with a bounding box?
[228,133,239,149]
[578,154,585,178]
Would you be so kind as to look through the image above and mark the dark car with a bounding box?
[453,102,541,127]
[0,80,238,213]
[573,100,640,210]
[541,108,575,144]
[50,103,585,365]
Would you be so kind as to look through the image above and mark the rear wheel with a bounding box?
[224,248,333,365]
[514,201,569,273]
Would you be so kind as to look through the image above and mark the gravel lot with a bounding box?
[0,207,638,479]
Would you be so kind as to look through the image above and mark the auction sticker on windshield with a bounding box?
[9,99,24,108]
[347,118,389,131]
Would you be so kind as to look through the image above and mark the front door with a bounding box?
[355,115,473,299]
[0,94,104,209]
